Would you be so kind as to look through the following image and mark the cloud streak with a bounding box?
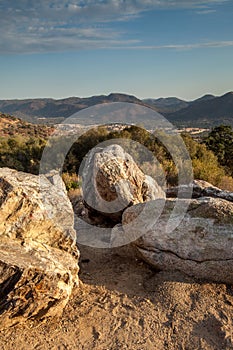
[196,9,217,14]
[0,0,231,54]
[115,40,233,50]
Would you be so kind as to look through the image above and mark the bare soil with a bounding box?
[1,244,233,350]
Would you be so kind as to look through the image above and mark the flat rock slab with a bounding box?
[166,179,233,202]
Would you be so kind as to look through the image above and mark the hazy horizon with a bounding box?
[0,90,232,102]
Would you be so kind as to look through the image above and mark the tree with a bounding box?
[204,125,233,176]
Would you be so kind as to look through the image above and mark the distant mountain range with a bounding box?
[0,93,144,124]
[0,92,233,128]
[143,97,190,113]
[161,92,233,127]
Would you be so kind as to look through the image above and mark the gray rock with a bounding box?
[122,196,233,283]
[81,144,165,222]
[0,238,79,330]
[166,179,233,202]
[0,168,79,329]
[142,175,165,201]
[0,167,77,256]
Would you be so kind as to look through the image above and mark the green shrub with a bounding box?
[62,172,81,191]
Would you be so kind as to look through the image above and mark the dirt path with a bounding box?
[1,244,233,350]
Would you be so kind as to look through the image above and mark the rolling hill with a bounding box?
[143,97,189,113]
[0,113,54,138]
[0,92,233,128]
[0,93,144,124]
[166,92,233,127]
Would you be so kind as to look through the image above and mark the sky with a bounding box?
[0,0,233,100]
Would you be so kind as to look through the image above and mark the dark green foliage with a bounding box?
[64,127,109,173]
[1,121,233,191]
[182,133,227,186]
[62,126,174,186]
[204,125,233,176]
[64,125,233,190]
[0,136,47,174]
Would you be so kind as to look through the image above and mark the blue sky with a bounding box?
[0,0,233,100]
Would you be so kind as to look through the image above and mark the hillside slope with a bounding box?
[143,97,189,113]
[167,92,233,127]
[0,113,54,138]
[0,93,144,122]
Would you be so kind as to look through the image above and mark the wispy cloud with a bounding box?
[116,41,233,50]
[196,9,217,14]
[0,0,231,54]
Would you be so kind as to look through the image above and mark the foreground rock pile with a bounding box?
[78,144,233,283]
[1,143,233,332]
[0,168,79,330]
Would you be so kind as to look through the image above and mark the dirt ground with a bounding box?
[0,243,233,350]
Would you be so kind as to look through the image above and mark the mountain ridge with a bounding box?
[0,93,145,123]
[0,92,233,128]
[166,91,233,127]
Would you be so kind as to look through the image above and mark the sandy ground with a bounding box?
[0,244,233,350]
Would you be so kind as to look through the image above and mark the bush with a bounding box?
[62,172,81,191]
[1,124,233,192]
[182,133,229,188]
[204,125,233,176]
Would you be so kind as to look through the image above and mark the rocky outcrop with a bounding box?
[0,168,79,329]
[81,144,165,223]
[122,196,233,283]
[166,179,233,202]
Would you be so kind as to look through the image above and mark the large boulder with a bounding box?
[122,196,233,283]
[0,168,77,255]
[0,168,79,329]
[81,144,165,223]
